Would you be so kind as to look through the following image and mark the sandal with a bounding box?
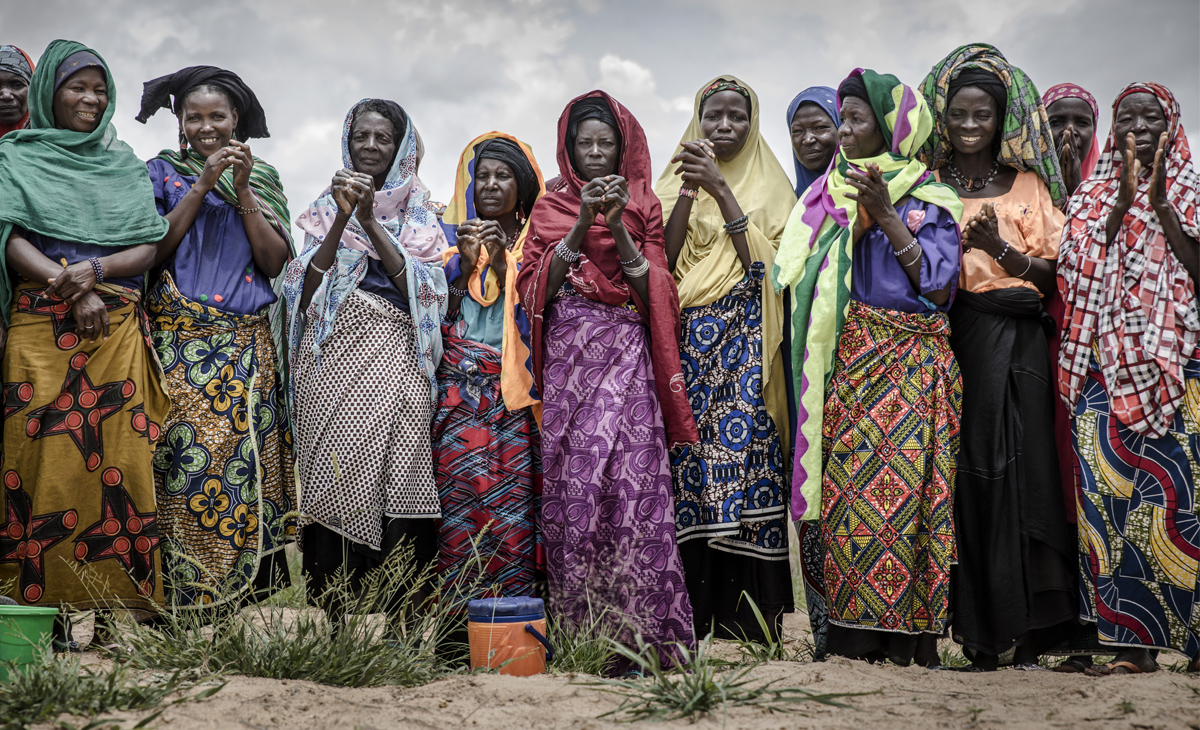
[1053,658,1100,676]
[1098,660,1155,675]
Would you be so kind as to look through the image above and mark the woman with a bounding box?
[919,44,1075,670]
[516,90,697,663]
[0,41,170,636]
[773,69,963,667]
[281,99,448,607]
[1059,82,1200,675]
[434,132,544,599]
[1044,83,1101,198]
[784,84,840,659]
[134,66,296,607]
[0,46,33,138]
[654,76,795,642]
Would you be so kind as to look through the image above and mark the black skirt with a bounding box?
[678,541,793,643]
[301,517,437,611]
[947,288,1077,657]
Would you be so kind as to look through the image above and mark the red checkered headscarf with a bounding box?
[1042,82,1101,180]
[1057,82,1200,436]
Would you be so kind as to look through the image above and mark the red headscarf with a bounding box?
[516,90,698,446]
[1042,82,1101,181]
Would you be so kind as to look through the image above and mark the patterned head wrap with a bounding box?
[1042,82,1101,181]
[1058,82,1199,436]
[700,79,751,106]
[919,43,1065,206]
[0,45,33,82]
[53,51,104,92]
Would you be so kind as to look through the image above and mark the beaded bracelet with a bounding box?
[554,238,581,264]
[679,187,698,199]
[723,214,750,233]
[447,282,468,297]
[88,257,105,285]
[892,238,919,258]
[992,241,1011,262]
[619,253,644,267]
[236,205,261,216]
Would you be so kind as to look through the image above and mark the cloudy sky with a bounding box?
[5,0,1198,238]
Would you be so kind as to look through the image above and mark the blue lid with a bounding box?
[467,597,544,619]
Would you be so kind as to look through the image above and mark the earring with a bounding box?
[179,130,188,154]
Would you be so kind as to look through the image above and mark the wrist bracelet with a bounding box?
[1016,254,1033,278]
[88,256,105,285]
[992,241,1011,262]
[236,203,261,215]
[900,246,924,268]
[308,259,329,275]
[723,214,750,233]
[622,257,650,278]
[385,261,405,279]
[619,252,644,267]
[447,282,468,297]
[554,239,581,265]
[679,187,698,200]
[892,238,919,258]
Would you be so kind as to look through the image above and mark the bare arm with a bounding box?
[229,141,289,277]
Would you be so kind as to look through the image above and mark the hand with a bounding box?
[1114,132,1142,214]
[845,163,895,229]
[961,203,1005,259]
[672,140,722,194]
[46,261,97,304]
[196,145,235,192]
[579,178,606,226]
[1147,132,1170,215]
[1058,127,1082,195]
[456,220,483,273]
[72,291,110,342]
[478,220,509,282]
[349,173,377,224]
[227,140,254,192]
[599,175,630,229]
[331,169,360,218]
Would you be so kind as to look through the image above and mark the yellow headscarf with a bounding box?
[441,131,546,418]
[654,75,797,457]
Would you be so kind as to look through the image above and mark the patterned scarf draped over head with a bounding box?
[919,43,1066,207]
[654,74,796,456]
[0,39,169,324]
[440,131,545,415]
[282,99,449,406]
[0,45,33,137]
[1042,82,1101,181]
[515,90,698,447]
[771,69,964,521]
[786,86,839,197]
[1058,82,1199,436]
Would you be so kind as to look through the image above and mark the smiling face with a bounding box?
[572,118,620,180]
[1047,97,1096,163]
[0,70,29,126]
[473,158,519,219]
[51,66,107,133]
[838,96,886,160]
[179,87,238,158]
[349,110,398,185]
[791,102,838,173]
[1114,92,1168,168]
[945,86,999,157]
[699,89,751,161]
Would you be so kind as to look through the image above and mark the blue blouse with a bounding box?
[850,197,961,313]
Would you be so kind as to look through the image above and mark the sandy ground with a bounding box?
[49,612,1200,730]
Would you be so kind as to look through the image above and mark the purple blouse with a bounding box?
[850,197,961,313]
[14,228,143,292]
[357,256,409,311]
[148,158,278,315]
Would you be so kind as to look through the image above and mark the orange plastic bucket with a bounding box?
[467,597,554,676]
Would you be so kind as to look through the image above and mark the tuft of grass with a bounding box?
[0,652,221,730]
[584,633,872,723]
[727,591,809,664]
[545,607,623,676]
[1116,700,1136,715]
[938,642,971,669]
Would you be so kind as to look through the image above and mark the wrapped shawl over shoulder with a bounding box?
[516,89,698,446]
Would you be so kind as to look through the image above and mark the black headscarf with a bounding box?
[565,97,622,178]
[476,137,538,218]
[136,65,269,140]
[837,74,870,105]
[948,67,1008,114]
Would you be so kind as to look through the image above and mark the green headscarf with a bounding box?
[0,39,169,322]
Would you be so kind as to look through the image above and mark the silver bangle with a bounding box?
[308,259,329,275]
[893,238,919,258]
[1016,254,1033,278]
[622,257,650,278]
[900,246,924,268]
[555,239,581,265]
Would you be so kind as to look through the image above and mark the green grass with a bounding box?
[545,606,623,676]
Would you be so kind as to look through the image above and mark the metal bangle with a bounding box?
[308,259,329,275]
[723,214,750,232]
[385,262,405,279]
[554,238,581,265]
[1016,254,1033,278]
[622,257,650,278]
[900,246,924,268]
[893,238,919,258]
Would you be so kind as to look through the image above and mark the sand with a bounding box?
[51,612,1200,730]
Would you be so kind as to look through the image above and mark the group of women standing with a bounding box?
[0,38,1196,678]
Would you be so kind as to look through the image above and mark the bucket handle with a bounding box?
[524,623,555,662]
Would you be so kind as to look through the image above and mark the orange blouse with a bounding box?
[936,170,1066,296]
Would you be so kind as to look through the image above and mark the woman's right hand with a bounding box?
[579,178,606,226]
[331,169,359,218]
[196,146,235,192]
[1114,132,1142,214]
[1058,127,1082,195]
[457,219,483,273]
[72,291,110,342]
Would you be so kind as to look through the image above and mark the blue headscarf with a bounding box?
[785,86,839,197]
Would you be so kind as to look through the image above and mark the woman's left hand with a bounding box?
[228,140,255,192]
[600,175,629,229]
[1148,132,1171,215]
[961,203,1005,258]
[350,173,377,224]
[672,140,723,195]
[845,164,896,227]
[479,220,509,282]
[72,291,110,342]
[46,261,97,304]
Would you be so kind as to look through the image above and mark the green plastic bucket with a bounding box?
[0,605,57,681]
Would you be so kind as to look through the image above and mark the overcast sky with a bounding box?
[5,0,1198,240]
